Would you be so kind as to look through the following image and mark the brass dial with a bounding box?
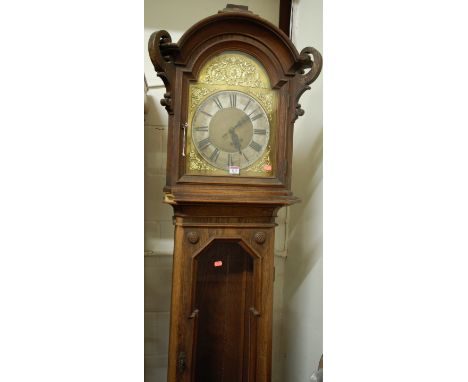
[191,90,270,171]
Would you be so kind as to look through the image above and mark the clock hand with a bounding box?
[223,115,251,138]
[232,114,250,130]
[229,129,243,154]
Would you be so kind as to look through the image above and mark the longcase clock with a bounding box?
[148,5,322,382]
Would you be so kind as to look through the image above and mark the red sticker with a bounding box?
[263,164,272,171]
[214,260,223,267]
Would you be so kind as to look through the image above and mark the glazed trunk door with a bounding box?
[191,242,256,382]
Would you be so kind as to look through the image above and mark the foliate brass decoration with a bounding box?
[199,53,270,89]
[190,87,216,111]
[244,147,272,174]
[188,150,217,172]
[250,91,273,120]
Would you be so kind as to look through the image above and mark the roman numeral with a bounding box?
[209,148,220,162]
[213,97,223,110]
[198,137,211,150]
[200,110,213,117]
[248,108,260,118]
[243,99,252,111]
[254,129,266,135]
[250,113,263,121]
[195,126,209,132]
[242,151,249,162]
[229,93,237,108]
[249,141,262,152]
[228,153,233,167]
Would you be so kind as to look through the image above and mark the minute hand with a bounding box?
[232,114,250,130]
[223,115,251,138]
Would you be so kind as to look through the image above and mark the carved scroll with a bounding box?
[293,46,323,122]
[148,30,180,114]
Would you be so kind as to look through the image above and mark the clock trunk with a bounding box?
[167,204,277,382]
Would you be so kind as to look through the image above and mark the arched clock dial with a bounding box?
[191,90,270,171]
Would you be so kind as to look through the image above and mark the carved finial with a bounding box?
[298,47,322,84]
[220,4,252,13]
[148,30,180,115]
[292,46,322,122]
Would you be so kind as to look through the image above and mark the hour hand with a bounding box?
[223,115,250,138]
[229,129,242,154]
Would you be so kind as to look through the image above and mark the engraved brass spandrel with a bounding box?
[244,147,273,174]
[249,91,273,120]
[190,86,217,112]
[188,150,217,172]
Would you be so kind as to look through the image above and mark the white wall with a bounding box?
[281,0,323,380]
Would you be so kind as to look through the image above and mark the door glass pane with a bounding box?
[193,241,254,382]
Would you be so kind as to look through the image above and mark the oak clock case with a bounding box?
[149,6,322,382]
